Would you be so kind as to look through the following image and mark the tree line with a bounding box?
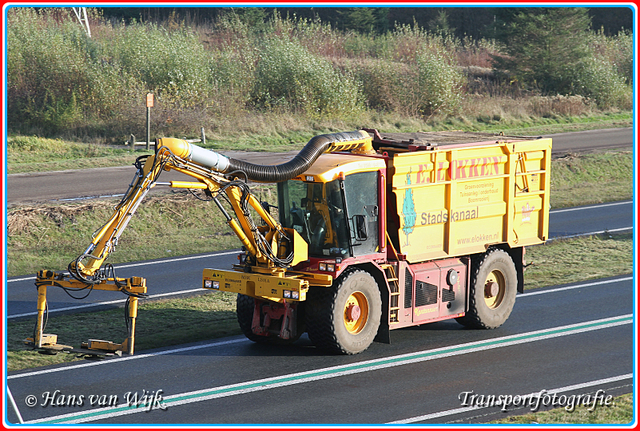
[99,6,633,39]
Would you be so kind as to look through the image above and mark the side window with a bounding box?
[344,171,379,256]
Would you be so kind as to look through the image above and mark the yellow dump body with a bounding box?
[386,133,551,263]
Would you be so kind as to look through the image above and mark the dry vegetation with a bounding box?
[6,8,633,144]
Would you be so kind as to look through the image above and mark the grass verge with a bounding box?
[551,150,633,208]
[524,232,633,289]
[7,292,239,372]
[6,232,633,372]
[7,135,152,174]
[490,393,634,425]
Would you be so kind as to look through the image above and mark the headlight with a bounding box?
[319,262,335,272]
[204,280,219,289]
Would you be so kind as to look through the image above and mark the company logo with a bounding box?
[419,207,479,225]
[402,171,417,245]
[414,306,438,316]
[522,203,535,223]
[413,156,502,184]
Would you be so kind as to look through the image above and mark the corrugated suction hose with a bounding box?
[157,130,371,183]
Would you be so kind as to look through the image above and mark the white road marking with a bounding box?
[388,373,634,424]
[7,338,246,380]
[550,200,632,214]
[519,276,633,298]
[6,250,240,283]
[7,387,25,424]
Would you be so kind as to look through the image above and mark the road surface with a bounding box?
[6,275,633,424]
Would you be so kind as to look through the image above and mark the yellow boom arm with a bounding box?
[30,141,306,356]
[29,130,373,356]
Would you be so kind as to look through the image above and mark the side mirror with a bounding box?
[354,214,368,241]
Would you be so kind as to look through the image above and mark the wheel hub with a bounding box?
[483,270,506,309]
[484,281,500,297]
[345,304,361,321]
[343,291,369,334]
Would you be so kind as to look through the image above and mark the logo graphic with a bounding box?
[522,203,535,223]
[402,171,417,246]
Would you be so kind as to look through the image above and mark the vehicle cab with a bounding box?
[277,153,387,278]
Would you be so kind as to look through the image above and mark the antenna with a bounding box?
[71,7,91,37]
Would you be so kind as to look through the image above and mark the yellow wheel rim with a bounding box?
[343,291,369,334]
[484,270,506,309]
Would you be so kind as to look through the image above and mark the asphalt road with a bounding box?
[6,275,633,424]
[5,128,634,207]
[6,200,633,319]
[6,151,299,207]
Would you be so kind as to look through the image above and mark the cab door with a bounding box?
[344,171,379,256]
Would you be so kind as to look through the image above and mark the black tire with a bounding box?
[236,294,303,344]
[236,294,265,343]
[456,249,517,329]
[306,269,382,355]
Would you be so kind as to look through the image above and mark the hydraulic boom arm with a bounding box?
[29,130,373,356]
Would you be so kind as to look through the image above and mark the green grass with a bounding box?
[488,111,633,136]
[7,135,152,174]
[490,393,634,425]
[8,292,240,372]
[551,150,633,208]
[524,232,633,290]
[7,232,633,372]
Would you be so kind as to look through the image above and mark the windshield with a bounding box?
[277,179,351,258]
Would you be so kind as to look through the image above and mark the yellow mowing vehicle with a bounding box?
[29,129,551,356]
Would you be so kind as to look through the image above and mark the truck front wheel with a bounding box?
[306,269,382,355]
[456,249,517,329]
[236,294,303,344]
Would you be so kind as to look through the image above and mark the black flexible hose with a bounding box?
[224,131,366,182]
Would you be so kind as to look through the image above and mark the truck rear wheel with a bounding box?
[456,249,517,329]
[306,269,381,355]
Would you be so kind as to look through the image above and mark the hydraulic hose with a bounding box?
[157,130,371,183]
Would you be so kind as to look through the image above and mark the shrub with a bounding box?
[339,50,464,118]
[112,24,212,107]
[415,50,465,116]
[7,8,106,133]
[588,28,633,85]
[252,37,363,117]
[572,56,632,109]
